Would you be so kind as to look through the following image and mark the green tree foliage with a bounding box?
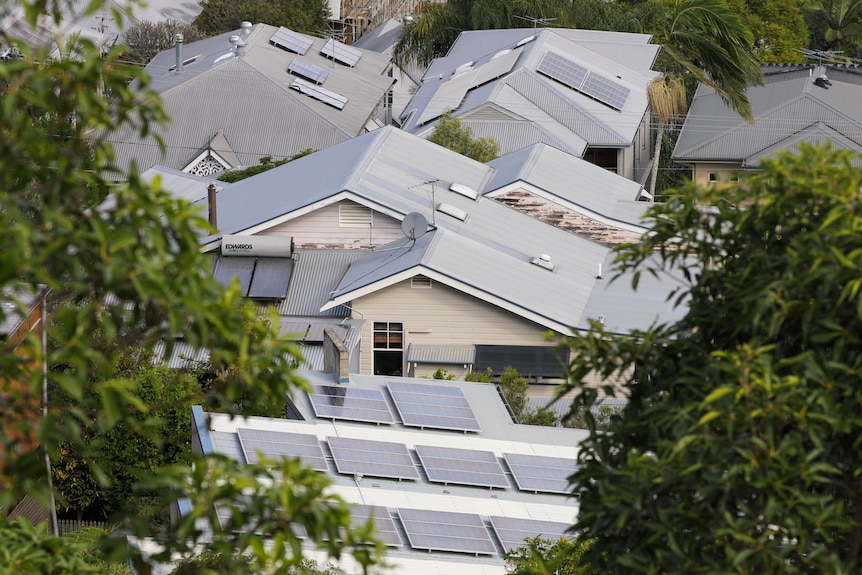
[0,1,383,572]
[393,0,578,68]
[426,112,500,162]
[217,150,315,183]
[505,536,599,575]
[805,0,862,57]
[121,19,206,65]
[742,0,809,62]
[556,144,862,573]
[51,362,201,519]
[194,0,330,37]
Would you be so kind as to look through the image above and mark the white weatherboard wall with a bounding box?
[353,279,558,376]
[257,200,404,248]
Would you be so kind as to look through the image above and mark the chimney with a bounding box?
[174,33,184,72]
[207,183,218,230]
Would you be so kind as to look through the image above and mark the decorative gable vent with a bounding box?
[339,204,373,227]
[411,276,432,288]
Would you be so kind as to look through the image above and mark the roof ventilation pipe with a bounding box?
[530,253,555,271]
[174,33,184,72]
[240,21,252,35]
[596,262,603,279]
[229,34,246,57]
[207,183,218,231]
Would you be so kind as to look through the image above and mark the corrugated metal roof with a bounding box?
[278,249,369,316]
[141,165,229,204]
[406,344,476,365]
[151,341,210,370]
[352,19,403,54]
[109,24,394,175]
[1,285,44,337]
[403,28,657,151]
[674,65,862,162]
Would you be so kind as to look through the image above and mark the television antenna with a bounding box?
[796,48,844,66]
[514,15,557,28]
[408,178,439,225]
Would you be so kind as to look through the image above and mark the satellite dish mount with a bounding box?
[401,212,428,241]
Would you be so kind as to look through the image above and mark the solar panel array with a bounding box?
[415,445,509,489]
[398,508,497,555]
[416,70,474,125]
[270,27,313,55]
[309,385,394,424]
[321,38,363,66]
[288,59,328,85]
[237,428,328,471]
[489,516,570,553]
[503,453,577,494]
[290,78,348,110]
[537,51,631,110]
[387,381,481,432]
[352,504,402,547]
[579,72,631,111]
[327,436,420,481]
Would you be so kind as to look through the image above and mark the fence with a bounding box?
[57,519,107,535]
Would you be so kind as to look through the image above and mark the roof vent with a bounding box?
[449,182,479,201]
[491,49,512,60]
[515,35,536,48]
[531,253,555,272]
[436,202,468,221]
[455,61,475,75]
[240,21,252,35]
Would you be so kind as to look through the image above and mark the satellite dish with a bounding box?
[401,212,428,240]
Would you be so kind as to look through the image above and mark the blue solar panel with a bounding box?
[309,385,394,424]
[537,50,631,110]
[537,51,588,91]
[270,27,313,55]
[290,78,348,110]
[327,436,419,481]
[489,516,571,553]
[320,38,362,66]
[415,445,509,489]
[237,428,328,471]
[288,59,328,84]
[503,453,577,494]
[387,381,481,432]
[399,508,496,555]
[579,72,631,110]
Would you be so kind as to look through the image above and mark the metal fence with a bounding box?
[57,519,107,535]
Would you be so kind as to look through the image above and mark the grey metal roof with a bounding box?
[673,64,862,165]
[486,143,648,226]
[151,341,210,370]
[198,126,680,334]
[141,165,230,204]
[0,285,44,337]
[277,249,369,316]
[109,24,394,175]
[351,18,402,54]
[401,28,658,153]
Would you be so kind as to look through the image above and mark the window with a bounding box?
[339,204,373,227]
[373,322,403,376]
[707,172,718,182]
[728,173,740,183]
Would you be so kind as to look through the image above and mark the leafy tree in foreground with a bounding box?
[556,144,862,574]
[505,536,599,575]
[427,112,500,162]
[0,1,383,573]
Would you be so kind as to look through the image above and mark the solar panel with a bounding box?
[270,27,313,55]
[489,516,570,553]
[415,445,509,489]
[398,508,497,555]
[470,48,519,89]
[503,453,577,494]
[237,428,329,471]
[579,71,631,110]
[288,59,328,84]
[290,78,348,110]
[386,381,481,432]
[213,256,255,295]
[352,505,402,547]
[320,38,363,66]
[536,51,588,91]
[327,436,419,480]
[310,385,394,424]
[247,257,293,300]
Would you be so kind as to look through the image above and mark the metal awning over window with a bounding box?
[406,345,476,365]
